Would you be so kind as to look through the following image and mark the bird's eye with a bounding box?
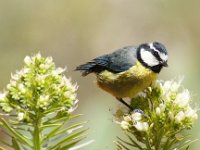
[152,50,159,57]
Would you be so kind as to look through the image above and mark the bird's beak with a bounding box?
[162,61,168,67]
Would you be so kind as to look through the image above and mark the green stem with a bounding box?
[155,128,164,150]
[33,114,42,150]
[145,134,152,150]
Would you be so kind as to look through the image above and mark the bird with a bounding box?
[75,42,168,110]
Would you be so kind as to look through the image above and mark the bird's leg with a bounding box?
[116,98,133,110]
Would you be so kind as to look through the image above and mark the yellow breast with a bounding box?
[96,61,157,98]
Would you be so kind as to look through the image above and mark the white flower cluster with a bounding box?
[120,111,149,132]
[158,78,198,125]
[0,53,78,121]
[118,77,198,133]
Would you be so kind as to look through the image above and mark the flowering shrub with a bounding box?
[115,78,198,150]
[0,53,89,150]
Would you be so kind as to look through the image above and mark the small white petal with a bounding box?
[155,107,161,115]
[134,122,149,132]
[193,113,198,120]
[0,92,6,101]
[17,112,24,121]
[168,111,174,120]
[171,82,180,92]
[46,57,53,64]
[175,89,190,108]
[175,111,185,123]
[23,68,30,74]
[131,112,142,121]
[163,81,171,92]
[35,53,41,59]
[142,122,149,131]
[159,103,166,112]
[124,115,132,122]
[64,91,73,98]
[11,73,20,80]
[184,107,198,121]
[68,105,78,113]
[57,67,66,74]
[18,84,26,93]
[121,121,130,130]
[10,80,17,86]
[24,56,32,65]
[74,99,79,105]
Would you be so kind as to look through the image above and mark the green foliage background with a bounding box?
[0,0,199,149]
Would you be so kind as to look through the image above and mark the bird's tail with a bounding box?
[75,62,97,76]
[76,54,109,76]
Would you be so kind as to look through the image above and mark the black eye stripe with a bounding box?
[151,50,162,61]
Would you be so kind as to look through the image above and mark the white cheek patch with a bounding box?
[140,48,159,66]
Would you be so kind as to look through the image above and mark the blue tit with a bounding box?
[76,42,168,110]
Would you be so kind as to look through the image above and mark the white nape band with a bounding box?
[149,43,155,51]
[149,43,168,62]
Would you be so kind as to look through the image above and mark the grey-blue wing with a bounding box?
[75,46,137,76]
[107,46,137,73]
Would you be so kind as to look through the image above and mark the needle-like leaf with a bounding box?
[0,118,32,147]
[48,129,87,150]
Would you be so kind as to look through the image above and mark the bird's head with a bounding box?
[137,42,168,73]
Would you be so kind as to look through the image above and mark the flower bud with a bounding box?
[155,107,161,115]
[121,121,130,130]
[174,89,190,108]
[17,112,24,121]
[131,112,142,121]
[175,111,185,123]
[134,122,149,132]
[24,56,32,65]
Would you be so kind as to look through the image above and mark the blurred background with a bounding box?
[0,0,199,149]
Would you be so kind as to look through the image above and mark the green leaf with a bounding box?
[59,138,85,150]
[43,115,69,125]
[43,114,83,125]
[115,142,123,150]
[0,147,7,150]
[69,114,84,120]
[117,137,137,148]
[126,134,143,150]
[42,107,65,115]
[163,137,173,150]
[48,129,87,150]
[0,139,12,148]
[44,121,86,141]
[12,137,21,150]
[9,121,33,127]
[14,127,33,134]
[115,140,131,150]
[43,124,63,142]
[154,128,164,150]
[41,123,62,130]
[46,116,70,124]
[145,134,152,150]
[176,139,198,150]
[0,117,32,147]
